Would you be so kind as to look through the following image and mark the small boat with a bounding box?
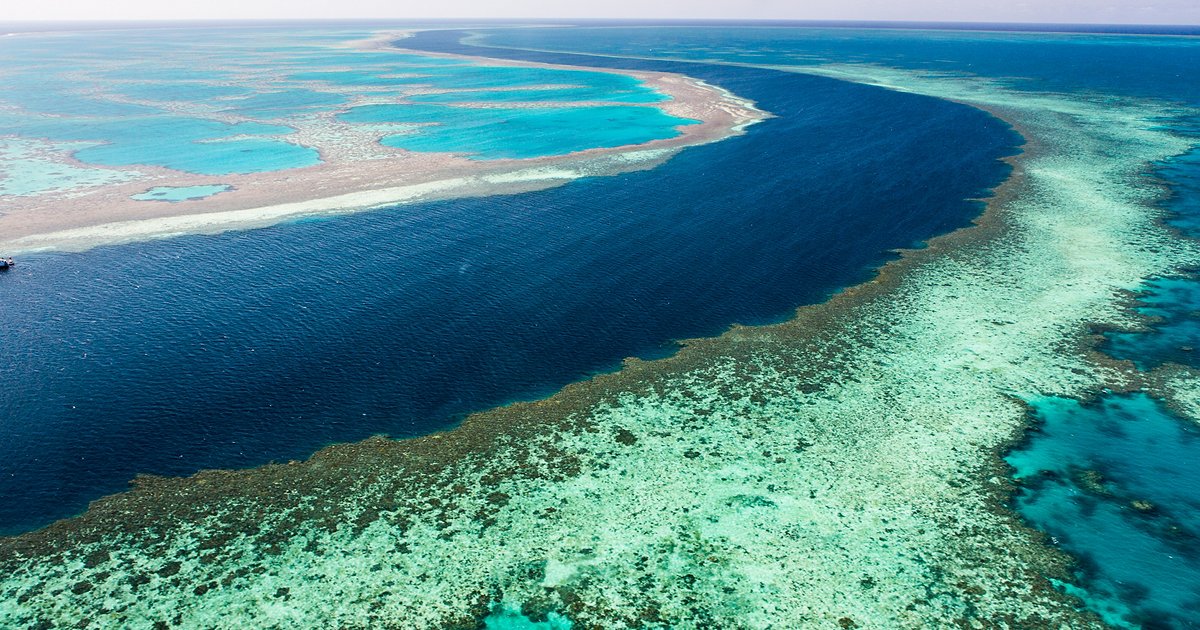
[0,258,12,271]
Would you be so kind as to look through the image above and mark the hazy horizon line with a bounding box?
[1,17,1198,35]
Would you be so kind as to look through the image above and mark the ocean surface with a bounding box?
[0,27,1017,536]
[3,22,1200,628]
[469,24,1200,629]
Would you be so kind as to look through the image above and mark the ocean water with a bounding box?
[462,25,1200,629]
[1007,395,1200,628]
[0,31,1017,534]
[479,25,1200,106]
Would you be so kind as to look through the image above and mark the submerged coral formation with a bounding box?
[3,48,1199,630]
[0,30,762,253]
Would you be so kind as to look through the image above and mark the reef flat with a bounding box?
[3,45,1197,629]
[0,30,762,253]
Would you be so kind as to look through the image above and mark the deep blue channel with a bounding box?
[0,29,1018,534]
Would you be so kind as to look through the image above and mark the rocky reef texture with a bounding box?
[0,34,763,254]
[2,65,1197,628]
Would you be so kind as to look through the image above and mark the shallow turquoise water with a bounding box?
[0,138,136,196]
[1104,276,1200,371]
[294,63,662,103]
[341,103,694,159]
[1103,148,1200,371]
[98,67,237,82]
[2,77,161,117]
[0,27,686,179]
[115,82,254,102]
[3,114,316,176]
[217,89,348,119]
[130,184,232,202]
[287,69,426,86]
[409,86,664,104]
[484,606,572,630]
[1008,395,1200,628]
[83,137,318,175]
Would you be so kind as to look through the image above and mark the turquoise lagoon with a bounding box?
[131,184,233,202]
[0,26,691,185]
[0,138,136,196]
[340,103,696,159]
[291,63,666,103]
[1008,395,1200,628]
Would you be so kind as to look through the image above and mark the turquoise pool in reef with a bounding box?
[1008,395,1200,628]
[339,103,695,159]
[130,184,233,202]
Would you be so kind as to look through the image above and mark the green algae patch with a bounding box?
[3,62,1199,629]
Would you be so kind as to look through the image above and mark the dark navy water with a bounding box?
[480,25,1200,109]
[0,29,1018,535]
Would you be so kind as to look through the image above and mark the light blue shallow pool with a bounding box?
[130,184,233,202]
[340,103,695,159]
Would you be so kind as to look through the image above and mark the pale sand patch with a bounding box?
[7,161,607,251]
